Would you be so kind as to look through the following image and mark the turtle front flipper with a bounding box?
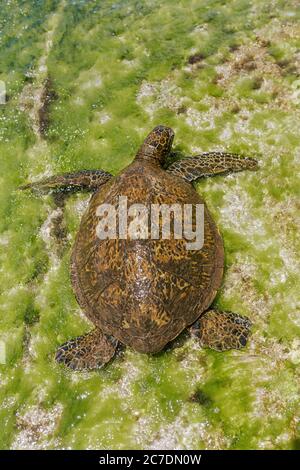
[166,152,258,182]
[19,169,112,194]
[55,328,118,370]
[190,309,252,351]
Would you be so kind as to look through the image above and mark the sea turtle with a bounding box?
[20,125,258,370]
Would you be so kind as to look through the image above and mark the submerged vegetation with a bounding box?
[0,0,299,449]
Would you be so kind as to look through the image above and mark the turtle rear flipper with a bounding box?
[190,309,252,351]
[55,328,118,370]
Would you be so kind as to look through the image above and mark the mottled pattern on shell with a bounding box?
[71,161,224,353]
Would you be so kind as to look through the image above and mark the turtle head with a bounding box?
[136,125,174,164]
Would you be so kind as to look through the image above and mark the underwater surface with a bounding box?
[0,0,299,450]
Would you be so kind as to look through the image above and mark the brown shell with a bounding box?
[71,160,224,353]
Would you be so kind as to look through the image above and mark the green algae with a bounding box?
[0,0,299,450]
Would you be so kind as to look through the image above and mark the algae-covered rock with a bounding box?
[0,0,299,450]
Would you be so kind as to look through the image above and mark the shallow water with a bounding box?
[0,0,299,449]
